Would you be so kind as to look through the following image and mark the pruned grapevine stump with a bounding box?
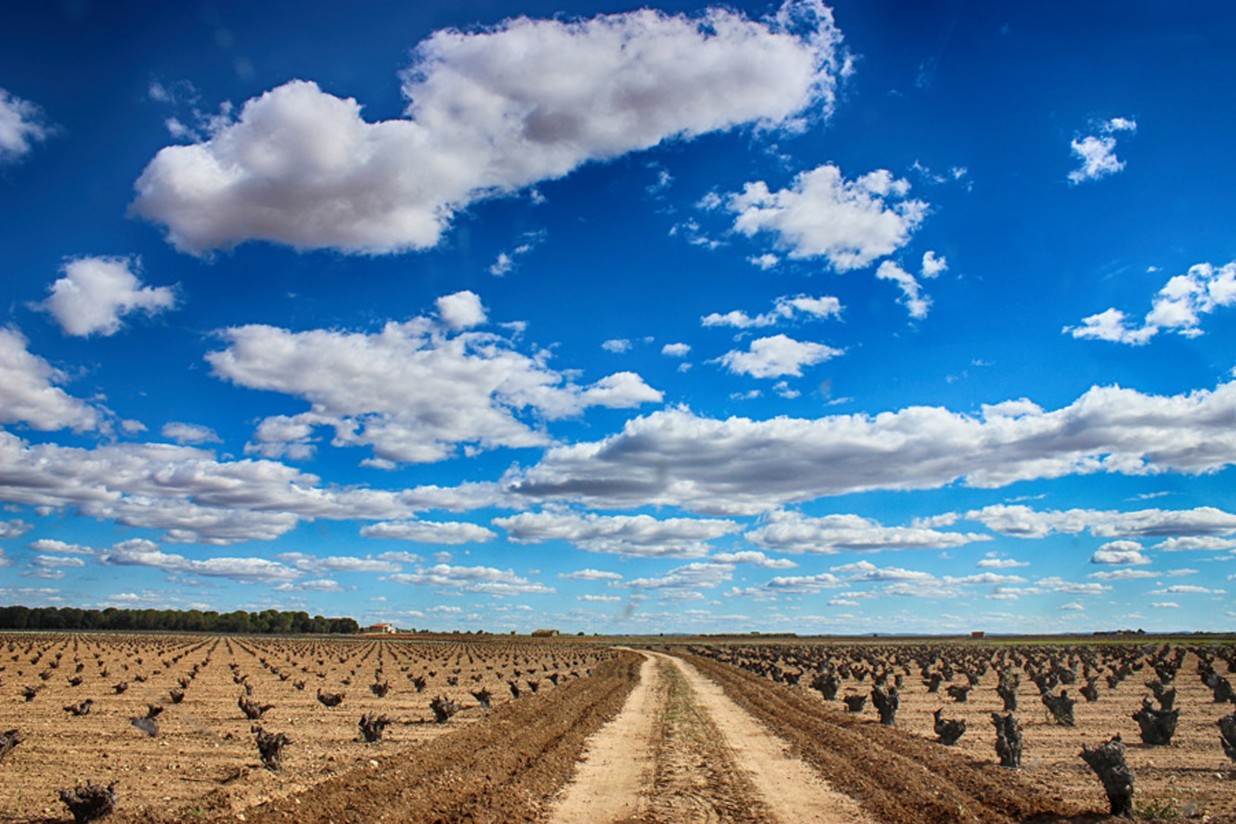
[1080,734,1134,818]
[1219,712,1236,762]
[933,708,966,746]
[58,780,118,824]
[253,726,290,771]
[1131,699,1178,746]
[992,712,1022,769]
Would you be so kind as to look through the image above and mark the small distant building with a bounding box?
[971,630,986,639]
[531,628,559,637]
[367,623,397,635]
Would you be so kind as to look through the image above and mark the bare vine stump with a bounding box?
[922,672,943,693]
[253,726,290,771]
[1131,699,1178,746]
[430,695,460,723]
[238,695,273,719]
[1145,680,1176,710]
[1219,712,1236,762]
[811,671,840,701]
[370,680,391,698]
[871,686,899,725]
[129,705,162,738]
[58,780,118,823]
[933,708,966,745]
[842,693,867,713]
[64,699,94,716]
[1080,678,1100,703]
[1210,675,1235,704]
[470,688,492,709]
[1041,690,1076,726]
[316,689,344,707]
[1080,734,1134,818]
[0,729,23,764]
[358,712,393,743]
[992,712,1022,768]
[507,680,521,699]
[169,689,184,704]
[946,683,971,703]
[997,670,1019,712]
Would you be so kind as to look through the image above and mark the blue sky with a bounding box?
[1,0,1234,634]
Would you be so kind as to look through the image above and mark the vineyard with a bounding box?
[680,638,1236,822]
[1,633,1234,822]
[0,633,618,822]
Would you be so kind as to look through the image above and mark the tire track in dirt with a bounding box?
[637,654,769,824]
[655,652,871,824]
[548,653,660,823]
[551,651,871,824]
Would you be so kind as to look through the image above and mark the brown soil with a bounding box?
[628,654,769,823]
[0,634,620,823]
[548,653,660,823]
[681,652,1095,824]
[6,635,1234,823]
[207,651,644,824]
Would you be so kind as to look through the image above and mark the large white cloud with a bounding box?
[510,379,1236,514]
[627,561,734,591]
[387,563,552,595]
[717,334,841,378]
[131,1,844,255]
[99,539,301,583]
[0,327,99,432]
[209,295,661,465]
[0,88,53,163]
[41,257,176,337]
[360,519,497,545]
[747,510,988,554]
[1066,261,1236,345]
[494,510,740,558]
[950,503,1236,540]
[0,430,502,545]
[1090,540,1150,565]
[725,165,926,271]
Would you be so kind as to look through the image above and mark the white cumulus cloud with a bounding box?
[0,88,53,163]
[41,257,176,337]
[1066,261,1236,345]
[131,2,845,255]
[208,296,661,465]
[747,510,988,554]
[717,334,841,378]
[360,519,497,545]
[702,294,841,328]
[726,164,926,271]
[1067,116,1136,184]
[495,510,740,558]
[510,379,1236,515]
[0,327,99,432]
[1090,540,1150,565]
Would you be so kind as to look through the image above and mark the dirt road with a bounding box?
[549,651,871,824]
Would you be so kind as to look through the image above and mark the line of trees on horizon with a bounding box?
[0,605,360,634]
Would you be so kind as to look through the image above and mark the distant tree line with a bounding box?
[0,605,360,634]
